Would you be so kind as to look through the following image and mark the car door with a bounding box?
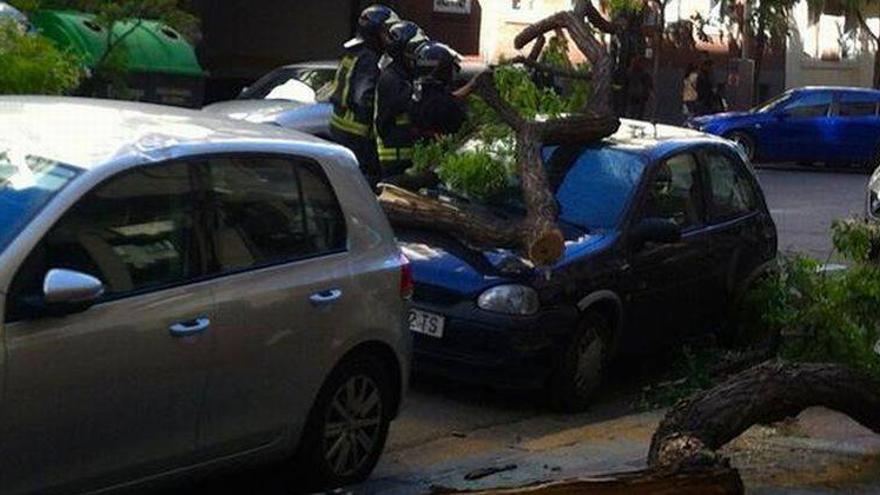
[625,152,719,345]
[697,147,772,310]
[195,154,355,456]
[0,162,212,493]
[764,91,833,162]
[830,91,880,163]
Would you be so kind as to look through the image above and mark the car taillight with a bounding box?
[400,254,414,300]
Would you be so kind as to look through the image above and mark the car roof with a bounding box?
[0,96,332,170]
[793,86,880,95]
[604,119,731,159]
[280,61,340,70]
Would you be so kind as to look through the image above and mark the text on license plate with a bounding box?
[409,309,445,338]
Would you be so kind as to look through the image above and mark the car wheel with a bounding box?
[726,131,756,162]
[291,356,393,491]
[546,311,608,413]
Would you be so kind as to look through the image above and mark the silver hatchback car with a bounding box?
[0,97,411,494]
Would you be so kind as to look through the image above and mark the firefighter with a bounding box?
[329,4,398,185]
[410,42,472,139]
[374,20,427,181]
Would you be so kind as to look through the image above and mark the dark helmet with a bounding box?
[415,42,461,84]
[384,21,428,61]
[357,4,399,45]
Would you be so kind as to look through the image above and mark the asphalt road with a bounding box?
[190,166,870,494]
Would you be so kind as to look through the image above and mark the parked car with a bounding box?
[688,86,880,168]
[202,61,338,138]
[400,121,777,411]
[0,96,410,494]
[203,59,487,138]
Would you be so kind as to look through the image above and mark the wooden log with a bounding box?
[433,466,743,494]
[377,184,523,250]
[648,361,880,468]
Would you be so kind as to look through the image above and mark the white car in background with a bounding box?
[202,61,337,138]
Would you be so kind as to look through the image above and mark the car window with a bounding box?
[642,153,704,229]
[702,151,757,222]
[205,156,346,273]
[837,92,879,117]
[783,92,832,118]
[6,162,199,321]
[548,146,646,230]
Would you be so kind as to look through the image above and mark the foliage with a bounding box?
[413,36,591,201]
[0,19,82,95]
[9,0,198,97]
[743,219,880,380]
[435,148,510,202]
[605,0,644,16]
[639,343,718,409]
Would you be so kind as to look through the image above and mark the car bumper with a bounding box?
[409,300,580,390]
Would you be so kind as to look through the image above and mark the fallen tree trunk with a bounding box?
[378,184,522,249]
[648,360,880,468]
[435,362,880,494]
[433,466,743,494]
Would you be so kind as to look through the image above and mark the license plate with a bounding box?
[409,309,445,338]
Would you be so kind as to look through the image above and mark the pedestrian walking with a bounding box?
[696,58,715,115]
[329,4,398,186]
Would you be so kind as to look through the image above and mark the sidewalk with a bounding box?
[357,408,880,494]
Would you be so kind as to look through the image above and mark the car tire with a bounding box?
[290,355,393,492]
[546,311,609,413]
[725,131,756,162]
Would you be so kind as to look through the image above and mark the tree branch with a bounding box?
[503,55,593,81]
[856,10,880,44]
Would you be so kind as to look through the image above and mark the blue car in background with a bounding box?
[689,87,880,168]
[399,122,778,412]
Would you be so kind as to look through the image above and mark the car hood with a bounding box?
[398,229,615,298]
[691,111,752,126]
[201,99,307,124]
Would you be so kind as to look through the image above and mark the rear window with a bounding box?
[0,149,80,254]
[838,92,879,117]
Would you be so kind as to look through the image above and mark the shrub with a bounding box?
[0,20,82,95]
[744,219,880,379]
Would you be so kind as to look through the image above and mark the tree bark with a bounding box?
[648,361,880,468]
[378,184,523,249]
[434,466,743,494]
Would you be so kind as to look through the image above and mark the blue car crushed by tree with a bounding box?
[399,123,778,412]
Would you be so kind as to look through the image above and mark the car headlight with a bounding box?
[869,189,880,218]
[477,284,540,316]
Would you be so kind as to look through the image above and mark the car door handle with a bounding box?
[309,289,343,307]
[169,317,211,337]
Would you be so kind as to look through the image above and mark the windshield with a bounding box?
[239,66,337,103]
[753,91,792,113]
[498,146,645,232]
[0,149,80,254]
[551,146,646,230]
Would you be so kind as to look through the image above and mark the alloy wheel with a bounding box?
[322,374,384,477]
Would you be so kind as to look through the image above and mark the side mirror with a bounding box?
[17,269,105,318]
[632,218,682,248]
